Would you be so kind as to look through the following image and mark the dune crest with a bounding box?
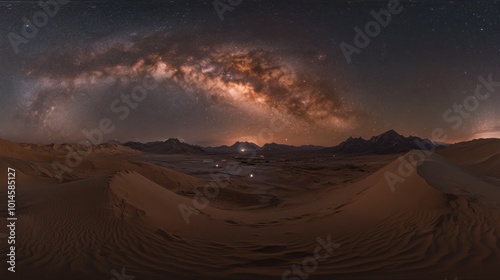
[1,139,500,279]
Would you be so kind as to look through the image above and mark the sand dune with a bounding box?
[1,139,500,279]
[438,138,500,180]
[437,138,500,165]
[466,153,500,179]
[0,139,25,157]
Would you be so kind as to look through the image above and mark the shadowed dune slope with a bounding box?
[0,140,499,279]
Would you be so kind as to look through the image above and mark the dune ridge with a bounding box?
[1,139,500,279]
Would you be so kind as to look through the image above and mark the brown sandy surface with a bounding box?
[1,138,500,279]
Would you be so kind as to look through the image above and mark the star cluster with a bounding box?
[15,27,355,143]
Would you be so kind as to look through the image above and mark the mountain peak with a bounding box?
[326,130,436,155]
[124,139,204,154]
[346,136,366,141]
[370,130,405,143]
[164,138,182,144]
[379,129,401,137]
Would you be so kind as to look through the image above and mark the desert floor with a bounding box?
[1,139,500,279]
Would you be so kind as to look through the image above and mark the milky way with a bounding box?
[17,28,355,143]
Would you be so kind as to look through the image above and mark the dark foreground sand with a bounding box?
[1,138,500,280]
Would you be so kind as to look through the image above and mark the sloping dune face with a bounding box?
[0,139,500,279]
[0,139,24,157]
[438,138,500,165]
[467,153,500,178]
[437,138,500,179]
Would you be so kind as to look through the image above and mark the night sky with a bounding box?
[0,0,499,146]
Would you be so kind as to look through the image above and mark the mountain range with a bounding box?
[121,130,443,155]
[321,129,442,155]
[123,138,205,155]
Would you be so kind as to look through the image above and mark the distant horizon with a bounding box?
[2,129,499,148]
